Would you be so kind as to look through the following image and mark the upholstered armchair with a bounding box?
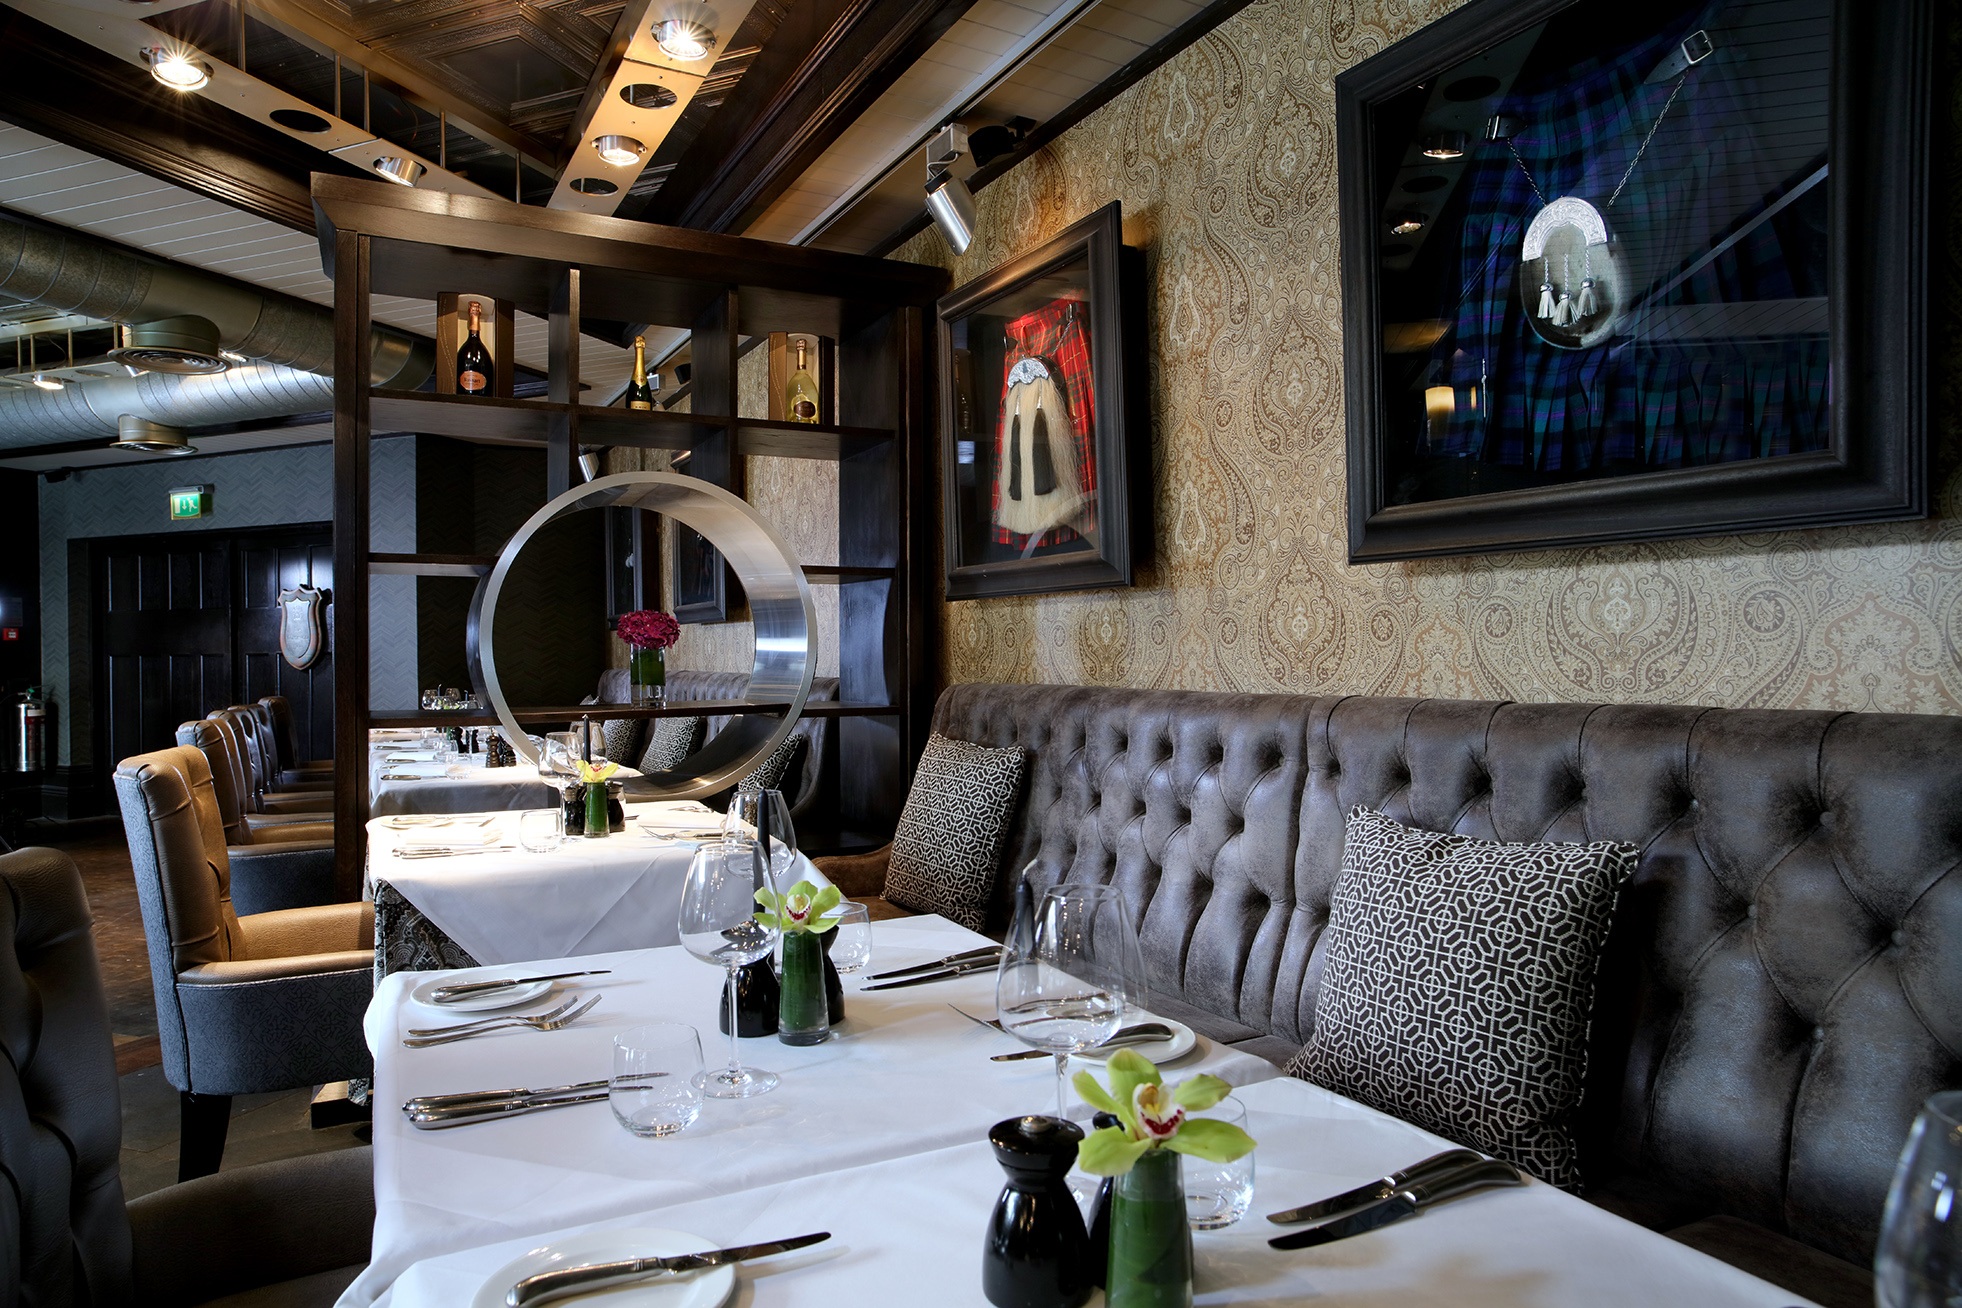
[177,720,335,844]
[258,693,334,786]
[212,707,331,815]
[112,746,373,1180]
[0,844,374,1304]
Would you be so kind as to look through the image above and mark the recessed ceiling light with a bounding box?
[592,134,646,167]
[372,156,426,187]
[653,17,715,61]
[30,373,64,391]
[1388,213,1426,236]
[142,46,212,92]
[570,177,619,196]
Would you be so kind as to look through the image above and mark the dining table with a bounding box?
[339,914,1816,1308]
[367,733,646,818]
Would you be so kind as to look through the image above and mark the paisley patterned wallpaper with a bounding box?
[899,0,1962,714]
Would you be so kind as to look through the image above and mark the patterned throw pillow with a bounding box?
[599,717,644,767]
[1285,806,1637,1189]
[883,734,1028,932]
[639,716,704,775]
[736,732,807,800]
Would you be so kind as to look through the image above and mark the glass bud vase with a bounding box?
[1108,1149,1193,1308]
[630,645,666,705]
[778,931,830,1045]
[583,779,609,838]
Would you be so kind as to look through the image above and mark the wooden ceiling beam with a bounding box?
[630,0,978,234]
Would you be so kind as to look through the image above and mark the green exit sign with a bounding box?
[169,486,210,520]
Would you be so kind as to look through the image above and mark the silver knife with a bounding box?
[432,969,613,1000]
[866,947,1001,981]
[1267,1159,1524,1250]
[405,1090,611,1129]
[990,1023,1176,1061]
[1265,1147,1484,1224]
[860,957,1001,991]
[507,1231,833,1306]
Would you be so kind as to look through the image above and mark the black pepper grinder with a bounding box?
[817,927,846,1024]
[1081,1112,1120,1288]
[982,1116,1091,1308]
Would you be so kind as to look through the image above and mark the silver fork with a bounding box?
[407,996,578,1038]
[402,996,601,1047]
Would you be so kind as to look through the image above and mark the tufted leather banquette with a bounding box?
[910,684,1962,1292]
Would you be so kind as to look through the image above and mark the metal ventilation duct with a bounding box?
[0,361,334,445]
[109,316,228,374]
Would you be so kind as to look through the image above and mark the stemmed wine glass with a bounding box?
[997,877,1145,1119]
[678,841,782,1098]
[724,788,798,885]
[1876,1090,1962,1306]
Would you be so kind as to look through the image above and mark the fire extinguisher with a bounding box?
[15,687,45,774]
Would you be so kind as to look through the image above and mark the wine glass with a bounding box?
[678,841,782,1099]
[997,880,1145,1119]
[1876,1090,1962,1307]
[724,788,798,885]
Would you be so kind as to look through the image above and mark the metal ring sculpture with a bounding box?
[467,471,816,801]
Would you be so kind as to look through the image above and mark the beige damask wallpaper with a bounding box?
[898,0,1962,714]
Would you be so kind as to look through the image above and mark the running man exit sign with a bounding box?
[169,485,211,520]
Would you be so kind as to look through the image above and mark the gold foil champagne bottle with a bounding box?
[784,337,819,424]
[628,335,653,410]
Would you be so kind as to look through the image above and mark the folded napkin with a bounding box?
[397,826,505,849]
[384,751,439,762]
[636,802,720,832]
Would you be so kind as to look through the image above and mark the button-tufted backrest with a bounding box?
[209,707,273,797]
[593,668,840,809]
[175,719,252,845]
[257,695,314,771]
[931,684,1962,1266]
[238,703,285,789]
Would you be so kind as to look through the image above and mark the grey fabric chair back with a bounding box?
[0,846,134,1306]
[930,683,1962,1267]
[175,719,252,845]
[112,746,246,1091]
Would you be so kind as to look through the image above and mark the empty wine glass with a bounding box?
[724,788,797,884]
[997,879,1145,1119]
[678,841,782,1099]
[1876,1090,1962,1307]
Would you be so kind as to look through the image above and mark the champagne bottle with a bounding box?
[627,335,653,411]
[784,337,820,424]
[456,300,493,396]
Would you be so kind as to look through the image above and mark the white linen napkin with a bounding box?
[397,826,505,849]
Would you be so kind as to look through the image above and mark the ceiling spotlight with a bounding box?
[372,156,425,187]
[592,134,646,167]
[925,167,976,256]
[1388,213,1426,236]
[1420,131,1468,160]
[29,373,64,391]
[653,17,716,61]
[142,46,212,92]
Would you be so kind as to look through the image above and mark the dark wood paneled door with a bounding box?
[94,524,332,781]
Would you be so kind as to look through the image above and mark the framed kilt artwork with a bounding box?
[1336,0,1930,561]
[937,202,1147,599]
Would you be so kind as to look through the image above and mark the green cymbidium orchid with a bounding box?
[754,879,842,934]
[1073,1049,1256,1176]
[575,760,619,785]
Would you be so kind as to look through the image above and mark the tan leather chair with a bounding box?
[177,719,334,843]
[112,745,373,1180]
[0,844,373,1304]
[259,693,335,786]
[211,707,331,815]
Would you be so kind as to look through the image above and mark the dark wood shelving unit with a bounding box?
[319,173,944,891]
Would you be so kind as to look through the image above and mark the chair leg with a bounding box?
[178,1091,232,1182]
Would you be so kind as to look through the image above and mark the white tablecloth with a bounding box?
[340,916,1283,1307]
[368,748,561,817]
[366,806,823,965]
[375,1075,1812,1307]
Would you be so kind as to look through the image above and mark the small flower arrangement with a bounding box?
[1073,1050,1256,1175]
[616,609,681,651]
[576,759,619,785]
[755,880,841,935]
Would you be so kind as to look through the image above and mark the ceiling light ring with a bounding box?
[652,16,717,62]
[371,156,427,187]
[592,134,647,168]
[141,46,213,92]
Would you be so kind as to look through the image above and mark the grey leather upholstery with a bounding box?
[111,746,372,1107]
[0,844,373,1306]
[912,683,1962,1291]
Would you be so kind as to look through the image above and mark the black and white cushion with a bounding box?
[639,716,704,775]
[736,733,807,800]
[1285,806,1637,1189]
[882,733,1028,932]
[599,717,644,768]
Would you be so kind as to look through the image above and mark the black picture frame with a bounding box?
[937,201,1147,599]
[1337,0,1930,562]
[603,505,660,622]
[669,524,728,624]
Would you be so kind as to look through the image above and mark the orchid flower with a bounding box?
[1073,1050,1255,1176]
[755,879,842,935]
[575,759,619,785]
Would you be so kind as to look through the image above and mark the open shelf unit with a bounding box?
[318,173,945,891]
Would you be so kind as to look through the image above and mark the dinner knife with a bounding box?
[506,1231,833,1306]
[1267,1159,1525,1250]
[404,1089,611,1129]
[431,969,613,1000]
[989,1023,1177,1061]
[1265,1147,1485,1225]
[860,957,1001,991]
[867,946,1002,981]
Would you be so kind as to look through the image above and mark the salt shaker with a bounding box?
[982,1115,1091,1308]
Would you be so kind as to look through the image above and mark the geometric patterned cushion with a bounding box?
[1284,806,1637,1189]
[599,717,645,767]
[639,716,705,775]
[736,732,807,800]
[882,733,1027,932]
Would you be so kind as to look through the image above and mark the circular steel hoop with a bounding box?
[466,472,815,801]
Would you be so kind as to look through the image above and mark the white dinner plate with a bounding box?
[1073,1016,1196,1065]
[409,976,553,1014]
[471,1227,736,1308]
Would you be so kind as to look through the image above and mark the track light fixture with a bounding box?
[653,17,716,61]
[925,124,976,255]
[372,156,425,187]
[593,134,647,167]
[29,373,64,391]
[142,46,212,91]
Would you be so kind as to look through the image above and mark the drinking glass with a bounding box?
[678,841,782,1099]
[826,902,872,974]
[1183,1096,1254,1228]
[518,808,562,853]
[611,1023,705,1137]
[1876,1090,1962,1307]
[724,788,798,884]
[997,881,1144,1119]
